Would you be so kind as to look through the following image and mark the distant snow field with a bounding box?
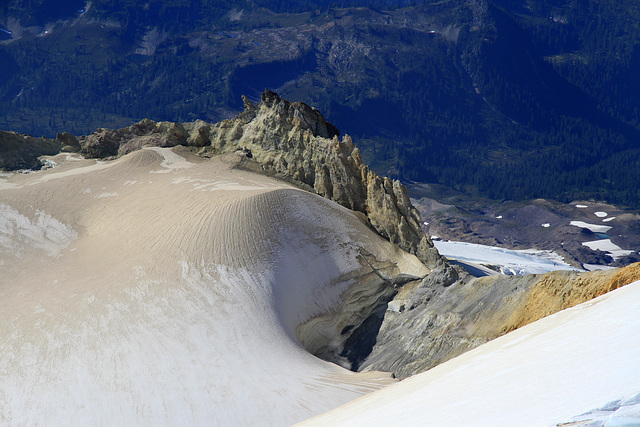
[570,220,612,233]
[434,240,578,275]
[583,238,635,259]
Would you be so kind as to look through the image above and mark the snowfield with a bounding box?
[570,220,612,233]
[583,238,636,259]
[0,148,430,426]
[300,279,640,426]
[2,147,638,426]
[434,240,579,275]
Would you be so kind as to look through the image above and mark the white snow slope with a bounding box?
[0,148,428,426]
[300,279,640,427]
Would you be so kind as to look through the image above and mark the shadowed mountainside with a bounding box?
[1,0,640,207]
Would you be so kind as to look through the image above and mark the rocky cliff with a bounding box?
[357,262,640,379]
[72,90,440,267]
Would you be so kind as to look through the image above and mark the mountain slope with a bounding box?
[300,279,640,426]
[357,261,640,378]
[2,88,640,424]
[0,147,431,425]
[1,0,640,207]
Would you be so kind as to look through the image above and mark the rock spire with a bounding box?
[72,90,440,266]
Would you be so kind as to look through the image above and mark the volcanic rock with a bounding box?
[71,91,440,266]
[0,130,61,170]
[358,261,640,379]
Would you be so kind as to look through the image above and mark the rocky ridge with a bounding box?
[63,90,440,267]
[357,261,640,379]
[4,92,640,383]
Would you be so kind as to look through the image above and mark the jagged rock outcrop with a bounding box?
[56,132,81,153]
[0,130,62,170]
[203,91,439,266]
[73,90,440,266]
[80,119,190,158]
[358,261,640,379]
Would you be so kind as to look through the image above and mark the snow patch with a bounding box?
[147,147,193,173]
[603,217,616,223]
[434,240,578,275]
[135,27,167,56]
[541,223,550,228]
[228,8,244,21]
[583,264,617,271]
[582,239,635,259]
[570,220,612,233]
[595,211,608,218]
[96,192,118,198]
[560,392,640,426]
[0,204,77,256]
[29,160,117,184]
[171,176,280,191]
[576,204,588,208]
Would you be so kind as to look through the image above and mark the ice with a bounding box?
[0,204,77,256]
[434,240,579,275]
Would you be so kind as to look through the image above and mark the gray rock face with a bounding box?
[358,261,640,379]
[73,90,440,266]
[359,268,533,379]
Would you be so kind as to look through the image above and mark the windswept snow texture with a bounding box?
[0,204,77,256]
[0,148,430,426]
[434,240,578,275]
[300,280,640,427]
